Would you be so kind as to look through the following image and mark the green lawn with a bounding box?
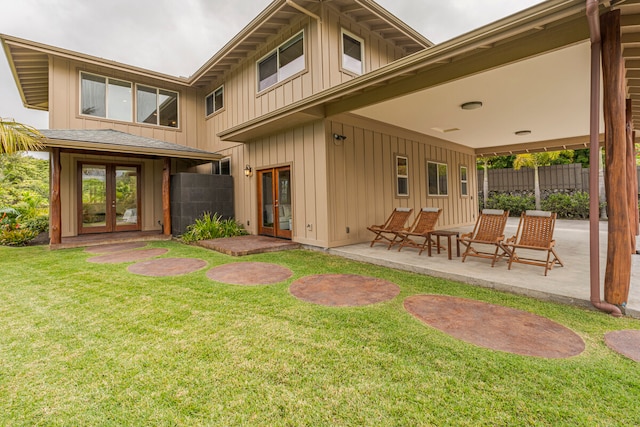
[1,241,639,426]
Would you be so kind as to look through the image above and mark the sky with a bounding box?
[0,0,542,129]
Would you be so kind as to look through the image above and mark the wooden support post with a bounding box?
[627,100,639,250]
[162,157,171,236]
[50,148,62,245]
[601,10,632,306]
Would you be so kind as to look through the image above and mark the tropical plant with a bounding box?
[485,193,535,216]
[181,212,247,243]
[0,118,45,154]
[513,151,569,210]
[0,207,37,246]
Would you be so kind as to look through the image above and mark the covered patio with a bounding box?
[329,218,640,318]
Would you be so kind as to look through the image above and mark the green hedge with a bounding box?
[484,193,535,217]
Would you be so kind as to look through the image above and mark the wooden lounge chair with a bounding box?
[396,207,442,255]
[504,210,564,276]
[459,209,510,266]
[367,207,413,249]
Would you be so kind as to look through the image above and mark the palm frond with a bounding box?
[0,118,45,154]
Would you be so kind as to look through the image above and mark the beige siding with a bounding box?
[326,115,477,247]
[58,152,163,237]
[221,120,329,247]
[49,57,199,148]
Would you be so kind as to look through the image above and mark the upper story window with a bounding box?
[258,31,305,92]
[80,72,132,122]
[396,155,409,197]
[205,86,224,116]
[341,30,364,75]
[460,165,469,196]
[427,161,448,196]
[213,157,230,175]
[80,71,178,128]
[137,85,179,128]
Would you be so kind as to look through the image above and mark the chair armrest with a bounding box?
[459,232,472,240]
[505,236,516,245]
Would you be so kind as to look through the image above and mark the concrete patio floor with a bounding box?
[328,219,640,318]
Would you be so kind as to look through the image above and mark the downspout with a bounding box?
[586,0,623,317]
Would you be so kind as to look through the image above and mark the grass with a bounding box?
[1,241,639,426]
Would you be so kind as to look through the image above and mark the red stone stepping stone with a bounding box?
[604,330,640,362]
[128,257,207,277]
[404,294,585,358]
[85,242,148,254]
[87,248,169,264]
[290,274,400,307]
[206,262,292,285]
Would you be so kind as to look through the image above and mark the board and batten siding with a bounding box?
[199,6,410,153]
[225,120,330,247]
[48,56,199,149]
[326,115,478,247]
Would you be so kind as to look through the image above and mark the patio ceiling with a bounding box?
[352,0,640,156]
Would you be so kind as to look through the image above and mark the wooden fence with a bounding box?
[477,164,640,193]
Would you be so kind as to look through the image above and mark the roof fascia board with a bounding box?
[1,34,190,87]
[475,134,604,156]
[352,0,433,48]
[43,138,221,160]
[1,36,34,111]
[218,0,587,141]
[188,0,288,83]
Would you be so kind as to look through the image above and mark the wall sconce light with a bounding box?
[460,101,483,110]
[244,164,253,177]
[333,133,347,141]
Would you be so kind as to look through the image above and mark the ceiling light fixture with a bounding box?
[460,101,483,110]
[515,130,532,136]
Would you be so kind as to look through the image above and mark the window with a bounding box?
[460,166,469,196]
[136,85,178,128]
[341,30,364,75]
[258,31,305,91]
[213,158,230,175]
[205,86,224,116]
[427,161,448,196]
[80,72,132,121]
[396,155,409,197]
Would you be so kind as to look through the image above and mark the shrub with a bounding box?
[542,191,590,219]
[0,208,39,246]
[181,212,247,243]
[21,215,49,234]
[485,193,535,217]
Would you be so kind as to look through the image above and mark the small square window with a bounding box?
[427,161,448,196]
[460,166,469,196]
[396,155,409,197]
[342,30,364,75]
[206,86,224,116]
[213,158,231,175]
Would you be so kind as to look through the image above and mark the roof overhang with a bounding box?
[219,0,638,154]
[40,129,221,161]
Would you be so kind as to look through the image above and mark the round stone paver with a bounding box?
[128,257,207,277]
[87,248,169,264]
[604,330,640,362]
[404,294,585,358]
[290,274,400,307]
[206,262,293,285]
[85,242,148,254]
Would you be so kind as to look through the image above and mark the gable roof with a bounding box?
[1,0,432,110]
[40,129,220,160]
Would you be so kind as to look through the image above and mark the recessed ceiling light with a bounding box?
[460,101,483,110]
[515,130,531,136]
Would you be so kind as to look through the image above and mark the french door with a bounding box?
[78,163,141,234]
[258,166,292,239]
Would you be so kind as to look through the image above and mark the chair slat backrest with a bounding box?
[384,207,413,231]
[408,207,442,234]
[473,209,509,241]
[516,210,556,248]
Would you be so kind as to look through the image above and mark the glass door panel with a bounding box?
[257,166,292,239]
[259,170,275,235]
[276,167,292,239]
[115,166,139,230]
[81,165,108,232]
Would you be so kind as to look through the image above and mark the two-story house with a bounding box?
[1,0,637,255]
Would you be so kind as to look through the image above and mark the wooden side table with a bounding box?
[427,230,460,260]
